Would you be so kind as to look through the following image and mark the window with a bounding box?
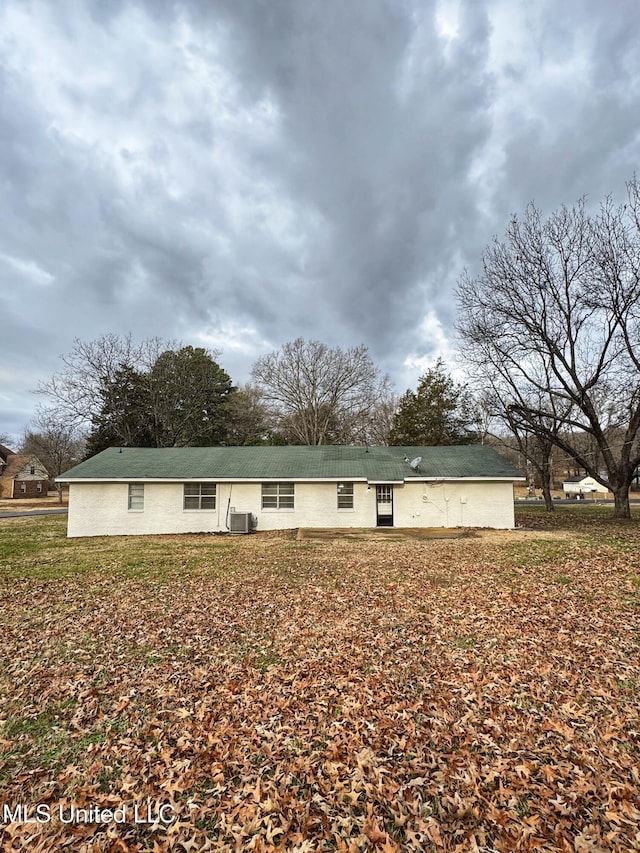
[377,485,392,503]
[128,483,144,510]
[20,482,26,493]
[337,482,354,509]
[30,465,35,475]
[261,482,295,509]
[36,483,42,493]
[183,483,216,510]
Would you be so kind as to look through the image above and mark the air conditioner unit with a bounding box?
[229,512,252,534]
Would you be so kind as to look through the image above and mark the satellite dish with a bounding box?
[410,456,422,470]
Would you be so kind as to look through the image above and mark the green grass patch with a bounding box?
[0,517,243,582]
[0,704,132,788]
[515,505,640,561]
[516,502,640,528]
[501,538,572,568]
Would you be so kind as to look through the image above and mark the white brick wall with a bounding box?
[394,480,515,529]
[67,479,515,537]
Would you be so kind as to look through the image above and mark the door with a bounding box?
[376,484,394,526]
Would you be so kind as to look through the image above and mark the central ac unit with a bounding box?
[229,512,252,534]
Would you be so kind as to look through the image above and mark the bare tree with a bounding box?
[503,408,558,511]
[21,408,86,503]
[473,382,567,510]
[364,393,398,446]
[251,338,393,445]
[225,384,283,445]
[37,334,179,428]
[457,179,640,517]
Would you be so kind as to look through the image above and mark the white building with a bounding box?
[57,445,524,538]
[562,475,609,498]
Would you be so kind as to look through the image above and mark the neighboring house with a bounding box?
[562,475,609,498]
[0,446,50,499]
[57,445,524,538]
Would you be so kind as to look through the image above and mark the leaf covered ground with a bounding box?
[0,508,639,851]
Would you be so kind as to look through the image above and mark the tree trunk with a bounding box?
[541,479,554,512]
[612,486,631,519]
[541,451,555,512]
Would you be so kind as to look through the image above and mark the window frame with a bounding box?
[183,482,217,510]
[128,483,145,511]
[261,482,295,510]
[337,482,354,509]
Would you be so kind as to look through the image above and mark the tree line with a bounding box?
[21,337,477,485]
[16,176,640,517]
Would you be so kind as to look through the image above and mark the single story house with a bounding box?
[562,474,609,498]
[57,445,524,538]
[0,445,50,499]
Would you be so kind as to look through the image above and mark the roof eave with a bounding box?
[413,476,526,482]
[59,475,526,484]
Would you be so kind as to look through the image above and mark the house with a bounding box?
[562,474,608,498]
[57,445,524,538]
[0,445,50,499]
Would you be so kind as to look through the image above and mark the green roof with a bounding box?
[59,445,523,482]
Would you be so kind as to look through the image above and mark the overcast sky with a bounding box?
[2,0,640,445]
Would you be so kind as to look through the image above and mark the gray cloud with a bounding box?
[1,0,640,444]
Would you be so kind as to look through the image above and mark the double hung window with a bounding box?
[128,484,144,510]
[337,482,354,509]
[184,483,216,510]
[261,483,295,509]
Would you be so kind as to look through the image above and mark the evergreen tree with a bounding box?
[85,346,234,453]
[388,360,477,446]
[147,346,234,447]
[85,366,153,455]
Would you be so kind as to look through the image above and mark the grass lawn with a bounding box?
[0,508,639,851]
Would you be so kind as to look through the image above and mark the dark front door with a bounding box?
[376,485,394,526]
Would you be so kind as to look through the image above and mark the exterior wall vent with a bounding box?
[229,512,252,534]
